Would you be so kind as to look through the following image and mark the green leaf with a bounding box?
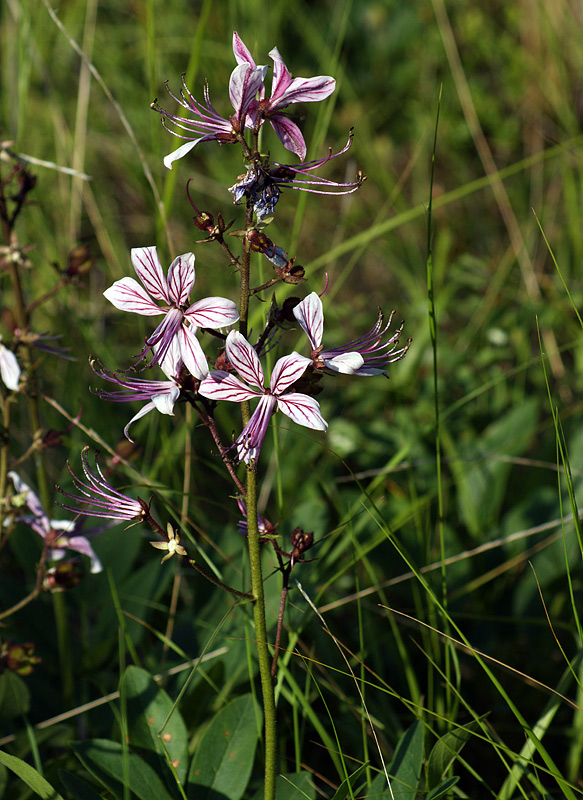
[187,694,262,800]
[123,665,189,784]
[249,772,316,800]
[329,764,369,800]
[58,770,103,800]
[446,400,538,538]
[426,776,460,799]
[426,720,482,789]
[361,772,390,799]
[0,762,7,798]
[362,723,424,799]
[0,751,65,800]
[387,721,424,797]
[71,739,175,800]
[0,671,30,719]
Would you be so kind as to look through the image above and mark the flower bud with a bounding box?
[0,640,41,676]
[43,559,85,592]
[66,243,95,277]
[290,527,314,566]
[282,263,305,284]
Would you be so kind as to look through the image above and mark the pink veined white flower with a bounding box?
[8,472,102,573]
[293,292,410,376]
[93,338,184,441]
[152,59,268,170]
[0,339,20,391]
[232,31,335,161]
[199,330,327,464]
[103,246,239,380]
[57,449,146,523]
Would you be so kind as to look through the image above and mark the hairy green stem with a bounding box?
[246,465,277,800]
[237,137,277,799]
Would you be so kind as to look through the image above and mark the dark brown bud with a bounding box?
[269,166,295,181]
[66,243,95,277]
[290,527,314,564]
[43,559,84,592]
[194,211,214,232]
[246,228,274,254]
[13,167,37,202]
[0,640,41,676]
[282,264,305,284]
[41,429,65,448]
[279,296,301,323]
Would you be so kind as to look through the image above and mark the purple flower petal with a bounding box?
[8,472,47,523]
[270,352,311,394]
[164,139,206,170]
[269,115,307,160]
[232,31,256,67]
[131,246,170,303]
[177,325,209,380]
[167,252,196,305]
[103,277,162,316]
[229,63,267,121]
[159,337,183,379]
[184,297,239,328]
[199,370,262,403]
[225,331,264,389]
[268,47,335,107]
[152,386,181,415]
[145,307,185,366]
[293,292,323,351]
[8,473,104,573]
[277,393,328,431]
[268,47,292,102]
[236,395,277,463]
[61,534,103,574]
[124,401,157,441]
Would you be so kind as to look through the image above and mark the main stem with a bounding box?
[246,466,277,800]
[238,166,277,800]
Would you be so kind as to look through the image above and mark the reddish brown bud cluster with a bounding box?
[275,257,305,285]
[289,527,314,566]
[246,228,275,255]
[0,640,41,676]
[187,179,233,242]
[13,166,37,203]
[43,559,84,592]
[270,296,301,325]
[65,243,95,278]
[195,210,233,241]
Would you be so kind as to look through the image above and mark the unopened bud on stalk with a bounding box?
[66,243,95,277]
[0,640,41,676]
[290,527,314,566]
[43,559,84,592]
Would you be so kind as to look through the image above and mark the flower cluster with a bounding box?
[199,330,327,464]
[55,31,409,598]
[103,246,238,378]
[7,471,102,573]
[153,32,335,167]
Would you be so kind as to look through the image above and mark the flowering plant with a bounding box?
[1,30,409,800]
